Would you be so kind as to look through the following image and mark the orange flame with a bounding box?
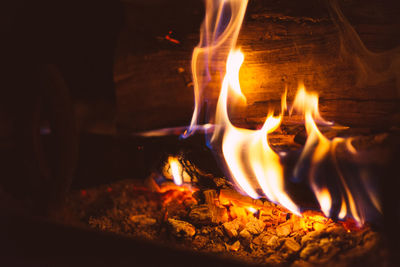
[168,156,183,186]
[213,50,300,215]
[292,86,365,224]
[183,0,249,137]
[178,0,381,226]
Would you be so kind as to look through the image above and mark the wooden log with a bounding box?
[114,0,400,133]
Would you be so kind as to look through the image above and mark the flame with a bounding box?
[316,188,332,217]
[168,156,183,186]
[338,197,347,220]
[183,0,249,138]
[246,206,258,214]
[292,86,366,224]
[213,50,299,215]
[177,0,381,226]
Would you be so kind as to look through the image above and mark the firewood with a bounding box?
[219,188,277,211]
[115,0,400,132]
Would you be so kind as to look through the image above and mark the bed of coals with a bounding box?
[64,177,387,267]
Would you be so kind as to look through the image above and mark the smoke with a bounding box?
[327,0,400,95]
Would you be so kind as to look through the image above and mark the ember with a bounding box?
[65,175,383,266]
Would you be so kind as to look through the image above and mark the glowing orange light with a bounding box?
[179,0,380,226]
[213,49,299,215]
[168,156,183,186]
[316,188,332,217]
[247,206,258,214]
[338,197,347,219]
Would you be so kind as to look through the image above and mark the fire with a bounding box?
[169,0,382,226]
[246,206,258,214]
[168,156,183,186]
[213,49,300,216]
[183,0,249,138]
[316,188,332,217]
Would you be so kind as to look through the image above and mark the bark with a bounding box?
[114,0,400,133]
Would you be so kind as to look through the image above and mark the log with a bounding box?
[114,0,400,133]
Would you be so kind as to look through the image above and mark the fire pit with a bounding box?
[1,0,399,266]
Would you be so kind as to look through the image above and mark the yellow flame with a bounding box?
[184,0,249,137]
[168,157,183,186]
[316,188,332,217]
[213,49,299,215]
[338,197,347,219]
[292,86,366,224]
[225,50,247,102]
[182,0,379,225]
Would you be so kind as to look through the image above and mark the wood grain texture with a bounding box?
[114,0,400,133]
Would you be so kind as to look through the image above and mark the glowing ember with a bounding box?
[246,206,258,214]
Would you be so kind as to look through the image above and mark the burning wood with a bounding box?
[65,154,385,266]
[59,0,395,265]
[65,176,383,266]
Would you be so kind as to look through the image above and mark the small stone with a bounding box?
[130,215,157,226]
[244,217,265,235]
[282,238,301,252]
[276,222,292,237]
[167,218,196,238]
[223,219,241,238]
